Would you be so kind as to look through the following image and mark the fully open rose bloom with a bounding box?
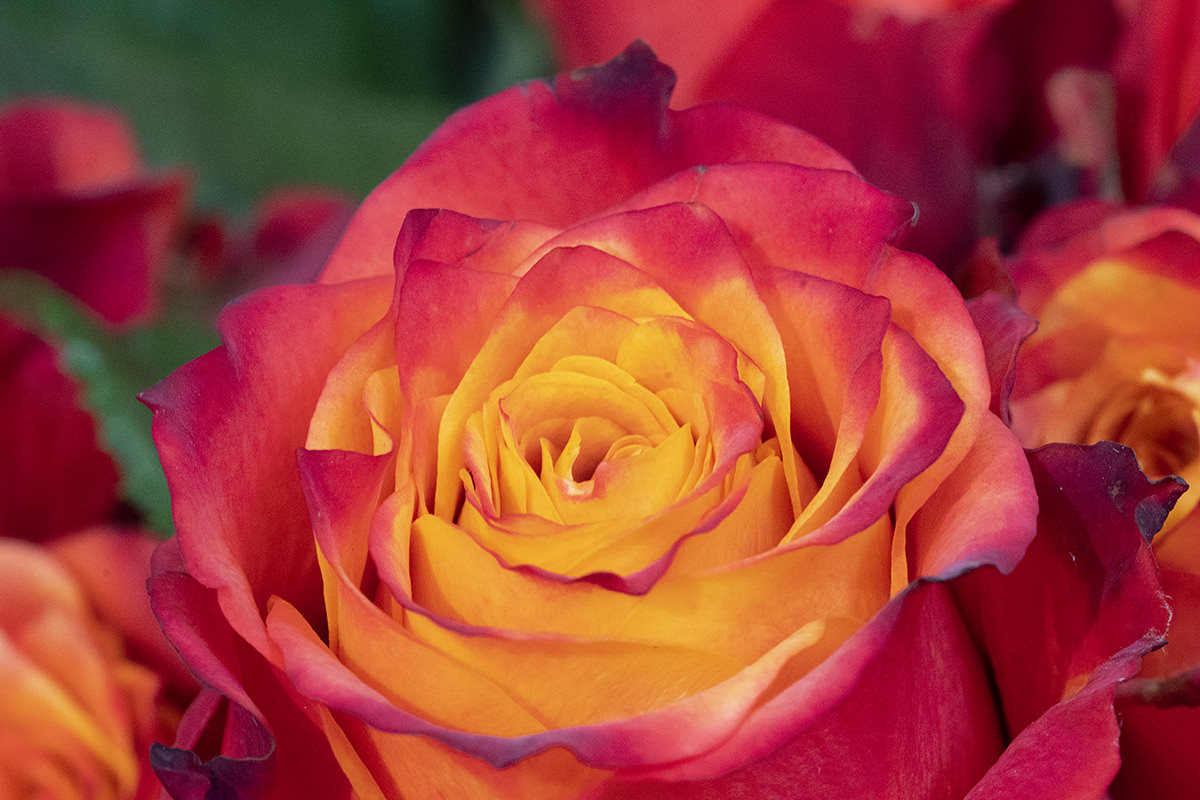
[1007,200,1200,797]
[146,47,1172,798]
[0,527,193,799]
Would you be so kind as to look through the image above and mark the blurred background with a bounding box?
[0,1,557,534]
[0,0,554,214]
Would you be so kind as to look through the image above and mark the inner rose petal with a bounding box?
[1014,342,1200,531]
[1039,260,1200,346]
[1087,375,1200,478]
[447,313,772,582]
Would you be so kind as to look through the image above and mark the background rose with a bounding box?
[140,47,1173,799]
[0,98,187,325]
[0,526,193,799]
[526,0,1129,266]
[1005,199,1200,797]
[1112,0,1200,204]
[0,317,121,542]
[184,187,357,304]
[528,0,1200,271]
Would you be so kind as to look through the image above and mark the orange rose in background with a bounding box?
[141,46,1175,799]
[1006,199,1200,797]
[0,527,193,799]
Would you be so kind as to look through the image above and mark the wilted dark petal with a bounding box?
[953,442,1178,761]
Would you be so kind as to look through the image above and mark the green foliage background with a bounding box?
[0,0,553,213]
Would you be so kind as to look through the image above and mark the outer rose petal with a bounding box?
[141,277,393,657]
[953,443,1179,792]
[149,538,350,800]
[320,42,854,284]
[1110,521,1200,797]
[0,317,119,542]
[966,291,1037,424]
[0,98,187,324]
[595,582,1007,798]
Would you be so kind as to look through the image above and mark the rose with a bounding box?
[185,188,357,295]
[525,0,1128,266]
[1005,199,1200,797]
[1112,0,1200,203]
[0,527,194,799]
[145,46,1168,798]
[0,98,187,325]
[0,317,120,542]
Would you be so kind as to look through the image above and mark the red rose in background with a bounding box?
[0,98,187,325]
[144,47,1169,798]
[1113,0,1200,203]
[0,317,120,542]
[1005,200,1200,797]
[527,0,1123,267]
[0,527,195,799]
[187,187,357,293]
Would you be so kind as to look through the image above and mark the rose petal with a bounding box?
[952,442,1179,738]
[142,277,392,657]
[0,318,119,542]
[0,98,187,324]
[601,581,1005,795]
[320,43,853,285]
[966,291,1038,425]
[149,540,349,799]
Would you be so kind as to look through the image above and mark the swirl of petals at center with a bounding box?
[455,315,768,584]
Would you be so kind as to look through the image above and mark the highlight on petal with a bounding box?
[601,582,1006,796]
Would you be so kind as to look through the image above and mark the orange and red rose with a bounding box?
[1007,199,1200,797]
[0,527,193,799]
[145,47,1171,798]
